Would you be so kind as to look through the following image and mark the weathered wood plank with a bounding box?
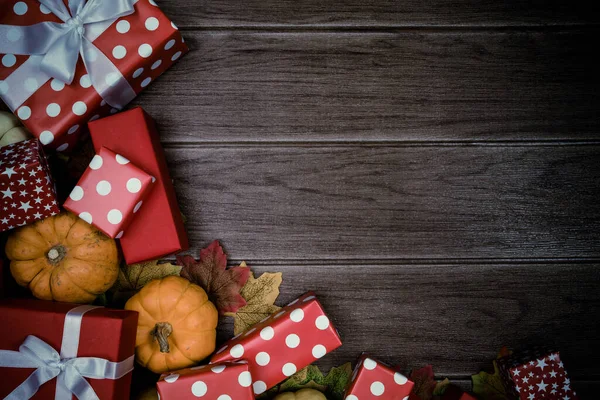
[159,0,600,28]
[165,145,600,261]
[135,30,600,142]
[215,263,600,381]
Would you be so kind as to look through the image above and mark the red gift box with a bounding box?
[0,0,188,152]
[498,351,578,400]
[0,138,59,232]
[88,107,188,263]
[0,298,138,399]
[210,292,343,396]
[63,146,154,238]
[345,354,414,400]
[157,361,254,400]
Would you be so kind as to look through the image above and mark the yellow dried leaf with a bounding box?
[225,262,283,334]
[110,260,182,306]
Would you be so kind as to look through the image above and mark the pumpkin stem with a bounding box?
[46,245,66,264]
[151,322,173,353]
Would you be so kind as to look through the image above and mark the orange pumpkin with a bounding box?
[125,276,218,373]
[6,212,119,303]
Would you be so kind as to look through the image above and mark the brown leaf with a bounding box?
[178,240,250,314]
[224,262,282,334]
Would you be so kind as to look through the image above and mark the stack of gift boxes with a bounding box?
[0,1,580,399]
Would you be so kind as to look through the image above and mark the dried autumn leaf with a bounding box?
[322,363,353,400]
[410,365,436,400]
[432,378,450,396]
[225,262,283,334]
[178,240,250,314]
[471,361,508,400]
[268,363,353,400]
[109,260,181,306]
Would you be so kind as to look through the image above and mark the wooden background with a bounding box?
[131,0,600,396]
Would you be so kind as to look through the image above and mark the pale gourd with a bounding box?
[274,389,328,400]
[0,111,32,147]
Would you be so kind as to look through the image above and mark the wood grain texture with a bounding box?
[214,263,600,380]
[159,0,600,28]
[165,145,600,261]
[134,30,600,143]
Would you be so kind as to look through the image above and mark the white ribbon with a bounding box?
[0,0,138,111]
[0,305,134,400]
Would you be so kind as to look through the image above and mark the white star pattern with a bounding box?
[507,351,576,400]
[0,139,59,232]
[1,188,15,198]
[2,167,16,178]
[536,381,548,392]
[536,358,548,371]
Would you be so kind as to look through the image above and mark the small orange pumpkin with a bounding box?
[6,212,119,304]
[125,276,218,373]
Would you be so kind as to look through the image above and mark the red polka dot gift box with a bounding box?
[88,107,188,264]
[210,291,343,396]
[63,146,154,238]
[0,138,59,232]
[0,0,188,153]
[345,354,414,400]
[497,350,578,400]
[157,361,255,400]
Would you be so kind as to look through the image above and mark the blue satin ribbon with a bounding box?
[0,0,138,110]
[0,305,134,400]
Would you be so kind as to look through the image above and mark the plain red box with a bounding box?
[0,298,138,400]
[88,107,188,263]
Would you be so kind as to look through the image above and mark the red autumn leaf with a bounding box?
[409,365,436,400]
[177,240,250,314]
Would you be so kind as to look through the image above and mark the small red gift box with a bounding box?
[89,107,188,263]
[345,354,414,400]
[0,0,188,152]
[157,361,254,400]
[0,138,59,232]
[210,292,342,396]
[498,350,578,400]
[0,298,138,399]
[63,146,153,238]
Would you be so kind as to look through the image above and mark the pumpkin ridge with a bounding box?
[15,231,52,251]
[172,302,215,328]
[160,278,192,323]
[12,258,45,286]
[60,265,97,295]
[166,336,196,364]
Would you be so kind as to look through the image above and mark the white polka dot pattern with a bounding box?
[210,292,342,393]
[63,147,154,238]
[0,0,189,152]
[345,355,414,400]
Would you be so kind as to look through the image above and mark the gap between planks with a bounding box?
[161,140,600,148]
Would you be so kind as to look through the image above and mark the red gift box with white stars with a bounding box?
[345,354,414,400]
[0,0,188,153]
[210,292,343,396]
[63,146,154,238]
[0,138,59,232]
[157,361,255,400]
[498,350,578,400]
